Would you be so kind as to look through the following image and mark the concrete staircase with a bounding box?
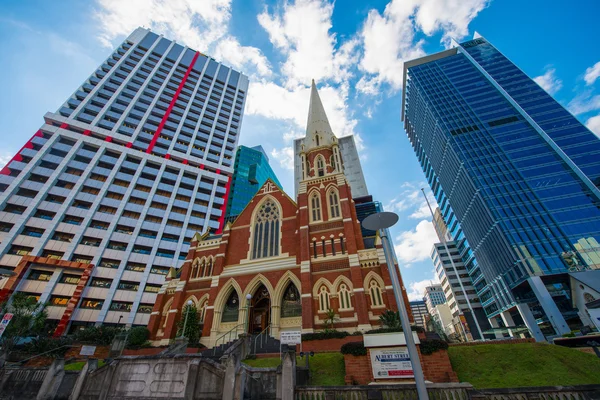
[201,333,282,360]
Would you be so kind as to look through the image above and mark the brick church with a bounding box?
[148,81,411,347]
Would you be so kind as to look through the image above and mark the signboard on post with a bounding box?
[80,345,97,356]
[280,331,301,345]
[369,347,414,379]
[0,313,14,339]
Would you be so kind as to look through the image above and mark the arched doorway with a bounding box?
[250,284,270,334]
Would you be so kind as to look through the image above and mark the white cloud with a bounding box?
[270,146,294,170]
[257,0,357,87]
[245,80,359,142]
[568,91,600,115]
[213,36,272,77]
[0,152,13,169]
[584,61,600,86]
[94,0,270,77]
[533,67,563,95]
[394,219,438,265]
[385,182,437,220]
[587,114,600,136]
[359,0,488,89]
[406,276,439,301]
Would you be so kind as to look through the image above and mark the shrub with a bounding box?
[176,304,201,344]
[23,337,73,358]
[127,327,150,348]
[419,339,449,355]
[340,341,367,356]
[302,331,349,341]
[365,325,424,335]
[379,310,401,329]
[74,326,121,345]
[562,332,576,338]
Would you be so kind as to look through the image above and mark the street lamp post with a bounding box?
[245,294,252,333]
[363,212,429,400]
[180,300,194,339]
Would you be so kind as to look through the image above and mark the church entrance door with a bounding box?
[250,284,270,334]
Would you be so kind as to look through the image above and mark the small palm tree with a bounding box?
[324,308,339,332]
[379,310,401,329]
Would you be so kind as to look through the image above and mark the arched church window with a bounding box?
[203,258,213,277]
[191,260,200,279]
[311,193,322,222]
[317,157,325,177]
[328,189,340,219]
[252,199,281,259]
[369,281,384,307]
[199,299,208,323]
[318,286,330,312]
[339,284,352,310]
[221,291,240,322]
[281,283,302,318]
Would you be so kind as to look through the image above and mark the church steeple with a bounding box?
[305,80,336,150]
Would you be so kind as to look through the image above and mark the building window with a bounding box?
[110,301,133,312]
[80,299,104,309]
[90,278,112,288]
[281,283,302,318]
[221,291,239,322]
[338,284,352,310]
[28,269,52,281]
[59,274,80,284]
[49,295,70,307]
[369,281,384,308]
[310,193,322,222]
[137,304,153,313]
[251,198,281,259]
[199,300,208,323]
[318,286,330,312]
[328,189,340,219]
[316,156,325,177]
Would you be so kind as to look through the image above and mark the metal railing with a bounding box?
[213,323,245,355]
[253,324,271,355]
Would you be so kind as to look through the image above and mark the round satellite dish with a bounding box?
[362,212,399,231]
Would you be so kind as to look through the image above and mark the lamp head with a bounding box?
[246,294,252,300]
[187,300,193,306]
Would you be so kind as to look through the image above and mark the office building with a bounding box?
[423,284,447,314]
[410,300,429,328]
[402,34,600,340]
[0,27,248,335]
[225,145,281,218]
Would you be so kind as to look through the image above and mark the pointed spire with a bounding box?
[305,80,336,149]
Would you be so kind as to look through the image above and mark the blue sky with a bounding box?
[1,0,600,300]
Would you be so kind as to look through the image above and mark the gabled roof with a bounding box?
[570,271,600,293]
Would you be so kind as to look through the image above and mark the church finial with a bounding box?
[305,80,335,149]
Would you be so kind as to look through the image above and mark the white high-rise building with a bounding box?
[0,27,248,335]
[423,284,447,315]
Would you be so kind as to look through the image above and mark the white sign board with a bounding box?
[370,347,414,379]
[280,331,301,345]
[0,313,14,339]
[80,345,97,356]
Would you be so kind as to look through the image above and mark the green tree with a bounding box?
[126,326,150,348]
[324,309,339,332]
[379,310,401,329]
[0,293,48,355]
[176,304,201,344]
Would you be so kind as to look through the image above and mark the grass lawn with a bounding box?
[448,343,600,389]
[243,353,345,386]
[64,360,106,371]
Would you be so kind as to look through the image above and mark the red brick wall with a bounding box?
[344,354,373,385]
[301,335,363,352]
[418,347,458,383]
[343,344,458,385]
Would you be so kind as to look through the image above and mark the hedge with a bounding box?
[302,331,349,341]
[340,341,367,356]
[365,325,424,335]
[419,339,449,355]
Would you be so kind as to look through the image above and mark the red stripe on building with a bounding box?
[0,130,43,175]
[216,176,232,234]
[146,52,200,154]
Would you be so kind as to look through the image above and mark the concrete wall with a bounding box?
[0,367,47,400]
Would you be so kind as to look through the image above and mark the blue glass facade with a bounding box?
[403,37,600,337]
[226,146,281,217]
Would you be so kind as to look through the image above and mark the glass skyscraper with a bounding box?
[226,145,281,217]
[402,34,600,340]
[0,27,248,334]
